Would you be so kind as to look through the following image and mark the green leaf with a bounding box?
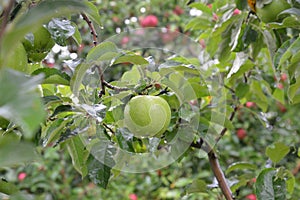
[272,88,285,104]
[0,179,18,195]
[288,76,300,104]
[113,55,148,65]
[236,83,250,98]
[0,136,39,167]
[88,158,111,189]
[0,69,45,139]
[226,162,257,174]
[266,142,290,164]
[256,168,278,200]
[84,1,102,26]
[186,179,207,194]
[86,41,118,62]
[47,18,75,46]
[32,68,70,85]
[67,135,89,177]
[1,0,89,65]
[70,63,90,96]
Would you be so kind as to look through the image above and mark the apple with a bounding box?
[22,26,55,62]
[121,36,130,45]
[140,15,158,27]
[233,8,241,16]
[245,194,256,200]
[124,95,171,138]
[173,5,184,15]
[280,73,287,82]
[276,102,287,113]
[129,193,138,200]
[236,128,247,140]
[256,0,290,23]
[18,172,27,181]
[277,83,284,89]
[245,102,255,108]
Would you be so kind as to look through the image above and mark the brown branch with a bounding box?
[0,0,15,40]
[208,150,233,200]
[103,80,129,92]
[81,13,98,46]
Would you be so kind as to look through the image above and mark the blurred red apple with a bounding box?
[121,36,130,45]
[245,194,256,200]
[140,15,158,27]
[280,73,287,82]
[173,5,184,15]
[276,102,287,113]
[245,102,255,108]
[129,193,138,200]
[233,8,241,15]
[207,4,212,9]
[236,128,247,140]
[277,83,284,89]
[18,172,27,181]
[213,13,219,21]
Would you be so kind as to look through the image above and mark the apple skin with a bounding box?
[245,102,255,108]
[236,128,247,140]
[124,95,171,138]
[245,194,256,200]
[256,0,290,23]
[140,15,158,27]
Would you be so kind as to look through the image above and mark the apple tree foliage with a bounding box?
[0,0,300,199]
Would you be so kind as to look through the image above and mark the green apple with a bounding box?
[22,26,55,62]
[256,0,291,23]
[124,95,171,138]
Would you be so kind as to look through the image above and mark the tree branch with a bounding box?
[208,150,233,200]
[0,0,15,41]
[81,13,98,46]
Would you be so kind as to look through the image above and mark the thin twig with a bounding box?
[0,0,15,40]
[103,80,129,92]
[81,13,98,46]
[102,123,115,135]
[215,105,238,143]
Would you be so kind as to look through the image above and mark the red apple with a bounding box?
[236,128,247,140]
[140,15,158,27]
[245,194,256,200]
[276,102,287,113]
[277,83,284,89]
[199,39,206,49]
[233,8,241,15]
[213,13,218,21]
[18,172,27,181]
[280,73,287,82]
[207,4,212,9]
[154,83,162,90]
[245,102,255,108]
[173,5,184,15]
[121,36,130,45]
[129,193,138,200]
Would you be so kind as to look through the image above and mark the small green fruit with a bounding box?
[22,26,55,62]
[256,0,290,23]
[124,95,171,138]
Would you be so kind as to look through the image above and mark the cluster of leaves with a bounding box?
[0,0,300,199]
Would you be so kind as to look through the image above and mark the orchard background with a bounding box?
[0,0,300,199]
